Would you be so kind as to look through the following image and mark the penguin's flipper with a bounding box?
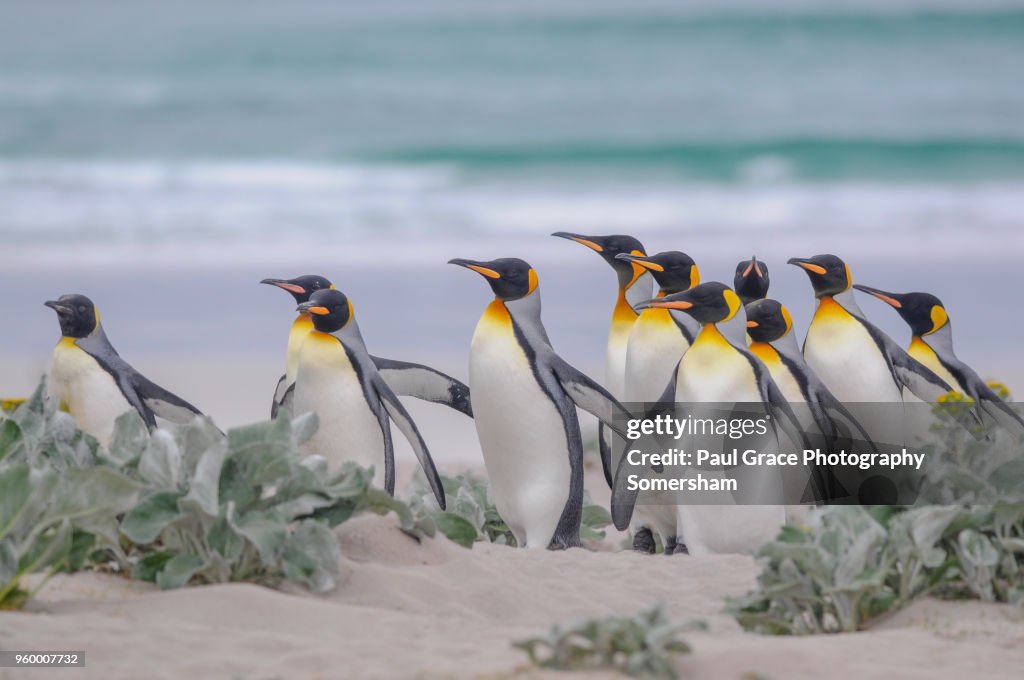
[371,373,446,509]
[861,322,954,401]
[372,356,473,417]
[549,356,633,487]
[549,356,633,439]
[610,444,640,531]
[760,375,829,501]
[271,373,288,418]
[132,373,203,424]
[809,384,880,454]
[597,424,613,488]
[979,395,1024,436]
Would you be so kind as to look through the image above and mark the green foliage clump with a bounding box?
[0,381,432,605]
[407,471,613,549]
[514,604,705,680]
[727,402,1024,634]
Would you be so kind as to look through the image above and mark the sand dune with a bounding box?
[2,514,1022,680]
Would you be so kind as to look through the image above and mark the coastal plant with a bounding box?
[0,380,437,600]
[0,386,141,608]
[407,472,613,549]
[727,399,1024,634]
[514,604,705,680]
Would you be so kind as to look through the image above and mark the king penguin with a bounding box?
[551,232,653,486]
[449,257,633,549]
[734,256,770,305]
[788,254,955,450]
[45,294,203,446]
[614,282,805,555]
[788,255,954,406]
[615,251,700,553]
[292,288,446,508]
[853,284,1024,435]
[745,298,878,512]
[262,275,471,420]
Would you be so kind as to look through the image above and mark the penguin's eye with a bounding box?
[78,305,87,312]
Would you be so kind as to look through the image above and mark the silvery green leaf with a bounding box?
[207,513,245,562]
[908,506,962,551]
[290,412,319,447]
[274,493,335,522]
[451,487,484,529]
[47,468,141,525]
[18,519,72,578]
[121,491,185,544]
[434,512,478,548]
[105,410,149,467]
[0,538,17,586]
[0,464,31,541]
[179,435,227,517]
[281,519,341,594]
[48,411,79,446]
[227,418,294,487]
[958,529,1000,567]
[138,430,182,489]
[0,419,21,461]
[300,454,328,476]
[175,416,225,478]
[155,553,204,590]
[230,510,287,564]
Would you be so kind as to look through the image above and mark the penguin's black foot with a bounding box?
[672,539,690,555]
[664,535,677,555]
[632,527,656,554]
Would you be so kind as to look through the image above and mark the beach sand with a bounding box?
[2,512,1022,680]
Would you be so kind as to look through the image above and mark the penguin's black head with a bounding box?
[551,232,647,287]
[787,254,851,298]
[853,285,950,336]
[448,257,538,301]
[261,274,333,304]
[297,289,352,333]
[45,294,99,338]
[734,256,770,305]
[635,281,741,325]
[616,251,700,295]
[744,298,793,344]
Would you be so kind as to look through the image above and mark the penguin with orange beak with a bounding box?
[853,284,1024,434]
[552,232,653,487]
[262,275,471,420]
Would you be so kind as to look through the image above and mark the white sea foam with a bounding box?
[0,159,1021,269]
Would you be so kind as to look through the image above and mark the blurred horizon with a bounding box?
[1,0,1023,267]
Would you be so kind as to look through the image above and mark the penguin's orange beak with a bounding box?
[787,258,827,275]
[448,259,501,279]
[551,231,603,252]
[853,284,903,309]
[296,302,330,315]
[261,278,307,295]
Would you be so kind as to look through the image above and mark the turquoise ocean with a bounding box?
[1,0,1022,267]
[1,0,1024,378]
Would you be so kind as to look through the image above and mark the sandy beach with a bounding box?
[2,512,1022,680]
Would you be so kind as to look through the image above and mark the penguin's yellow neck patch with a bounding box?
[291,314,314,333]
[612,289,639,328]
[749,341,781,366]
[814,295,853,322]
[482,299,512,327]
[637,305,676,329]
[58,336,78,349]
[695,323,733,349]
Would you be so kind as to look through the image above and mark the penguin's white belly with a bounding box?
[673,333,784,553]
[625,316,689,542]
[676,343,761,403]
[804,314,901,403]
[294,336,384,483]
[49,339,133,446]
[470,320,571,549]
[624,317,688,402]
